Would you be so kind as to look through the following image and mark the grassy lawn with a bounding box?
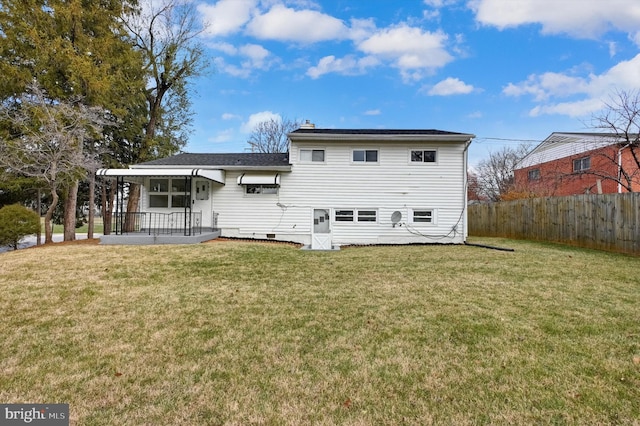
[40,217,104,235]
[1,238,639,425]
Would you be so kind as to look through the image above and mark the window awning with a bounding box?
[236,173,280,185]
[96,168,225,185]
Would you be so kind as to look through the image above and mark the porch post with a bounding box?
[184,176,192,236]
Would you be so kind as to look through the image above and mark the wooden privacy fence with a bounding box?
[468,193,640,254]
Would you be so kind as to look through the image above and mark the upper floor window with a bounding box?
[300,149,325,162]
[573,156,591,172]
[528,169,540,181]
[411,150,436,163]
[353,149,378,163]
[148,178,189,208]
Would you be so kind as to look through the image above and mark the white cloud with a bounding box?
[357,24,453,81]
[199,0,257,37]
[306,55,379,79]
[469,0,640,39]
[213,43,275,77]
[364,109,381,116]
[426,77,475,95]
[209,128,235,143]
[241,111,282,133]
[239,44,272,69]
[504,53,640,117]
[207,42,238,55]
[246,4,348,42]
[222,113,241,120]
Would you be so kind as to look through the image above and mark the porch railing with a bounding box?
[112,211,204,236]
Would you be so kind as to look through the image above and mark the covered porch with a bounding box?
[96,167,224,245]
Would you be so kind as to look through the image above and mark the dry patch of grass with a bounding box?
[1,238,639,425]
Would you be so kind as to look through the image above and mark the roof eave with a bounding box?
[131,164,292,171]
[288,133,475,142]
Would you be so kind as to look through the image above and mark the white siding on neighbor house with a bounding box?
[516,133,618,169]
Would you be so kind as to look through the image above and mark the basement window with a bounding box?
[412,210,434,223]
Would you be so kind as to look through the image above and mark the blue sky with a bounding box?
[183,0,640,166]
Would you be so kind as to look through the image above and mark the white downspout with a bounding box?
[462,138,473,242]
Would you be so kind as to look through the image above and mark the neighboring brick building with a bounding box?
[513,132,640,197]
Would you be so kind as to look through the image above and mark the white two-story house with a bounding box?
[97,126,474,248]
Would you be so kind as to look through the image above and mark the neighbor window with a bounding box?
[528,168,541,181]
[413,210,433,223]
[245,184,278,195]
[148,178,189,208]
[353,149,378,162]
[411,150,437,163]
[573,157,591,172]
[300,149,325,162]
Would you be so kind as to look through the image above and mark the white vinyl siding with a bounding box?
[210,141,467,245]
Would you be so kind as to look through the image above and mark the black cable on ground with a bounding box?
[464,241,515,252]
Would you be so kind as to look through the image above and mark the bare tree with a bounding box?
[247,118,302,153]
[475,144,531,202]
[587,90,640,192]
[122,0,208,221]
[0,84,105,243]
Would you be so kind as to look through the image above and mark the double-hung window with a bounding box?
[528,169,540,181]
[573,156,590,172]
[352,150,378,163]
[149,178,189,208]
[300,149,325,162]
[410,150,437,163]
[412,209,434,223]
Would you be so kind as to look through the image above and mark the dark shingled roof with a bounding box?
[136,152,290,167]
[289,128,469,135]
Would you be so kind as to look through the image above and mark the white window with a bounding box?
[357,210,377,222]
[148,178,189,208]
[412,210,434,223]
[300,149,325,162]
[335,209,377,223]
[411,150,437,163]
[573,157,590,172]
[353,149,378,163]
[335,210,354,222]
[245,184,278,195]
[528,169,540,181]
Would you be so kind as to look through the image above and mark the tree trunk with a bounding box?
[124,183,140,232]
[63,180,79,241]
[88,173,95,239]
[36,188,42,246]
[44,188,58,244]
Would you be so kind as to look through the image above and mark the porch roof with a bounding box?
[96,168,225,184]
